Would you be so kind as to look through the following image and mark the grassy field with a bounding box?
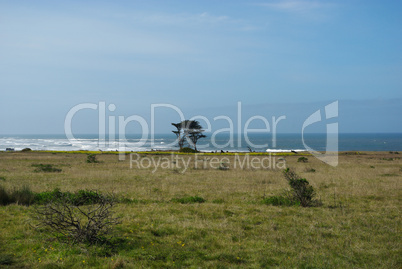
[0,151,401,268]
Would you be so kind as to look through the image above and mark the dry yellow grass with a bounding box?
[0,151,400,268]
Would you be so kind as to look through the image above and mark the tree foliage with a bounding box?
[172,120,206,151]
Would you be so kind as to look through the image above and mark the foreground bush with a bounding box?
[33,193,120,244]
[263,169,320,207]
[283,168,318,207]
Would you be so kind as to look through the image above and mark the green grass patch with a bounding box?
[35,189,105,205]
[0,186,106,206]
[32,164,62,173]
[0,185,35,206]
[171,196,206,204]
[0,151,400,268]
[262,195,299,206]
[0,254,14,266]
[380,173,398,177]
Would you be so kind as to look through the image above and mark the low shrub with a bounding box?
[33,193,120,244]
[297,157,308,163]
[34,188,64,204]
[87,154,99,163]
[74,189,104,205]
[171,196,206,204]
[21,148,32,152]
[35,189,104,205]
[0,176,5,181]
[283,168,318,207]
[263,169,320,207]
[32,164,62,173]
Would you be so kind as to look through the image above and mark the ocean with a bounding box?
[0,133,401,152]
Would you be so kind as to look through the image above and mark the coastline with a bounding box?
[0,149,399,156]
[1,133,402,152]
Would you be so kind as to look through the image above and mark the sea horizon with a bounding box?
[1,133,401,152]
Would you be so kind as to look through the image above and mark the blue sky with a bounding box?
[0,0,401,134]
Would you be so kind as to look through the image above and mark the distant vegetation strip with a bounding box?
[25,150,312,156]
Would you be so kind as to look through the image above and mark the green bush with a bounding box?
[283,168,318,207]
[73,189,104,205]
[297,157,308,163]
[35,189,104,205]
[179,147,198,153]
[171,196,206,204]
[21,148,32,152]
[0,176,5,181]
[87,154,99,163]
[263,169,320,207]
[32,164,62,173]
[34,188,64,204]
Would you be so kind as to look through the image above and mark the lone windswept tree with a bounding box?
[171,121,188,150]
[188,130,206,151]
[171,120,206,151]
